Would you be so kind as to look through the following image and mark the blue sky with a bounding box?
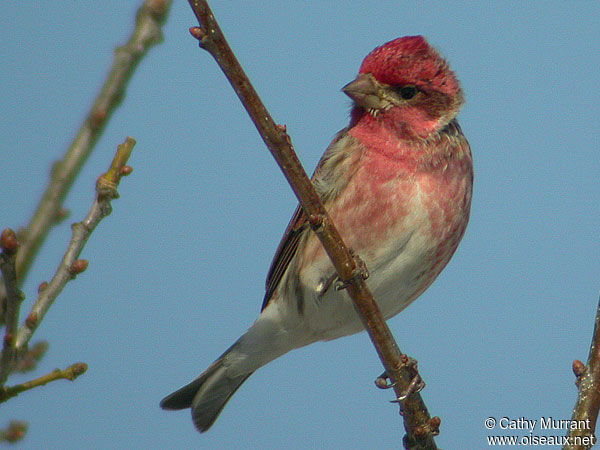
[1,1,599,448]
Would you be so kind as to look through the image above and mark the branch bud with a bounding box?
[0,228,19,255]
[146,0,169,16]
[69,259,89,276]
[120,165,133,176]
[25,312,38,329]
[572,359,586,377]
[37,281,48,294]
[189,26,204,40]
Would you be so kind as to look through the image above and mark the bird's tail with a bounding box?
[160,308,306,432]
[160,353,253,432]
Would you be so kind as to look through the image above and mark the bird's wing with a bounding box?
[261,205,308,311]
[261,128,356,311]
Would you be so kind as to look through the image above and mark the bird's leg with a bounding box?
[334,250,369,291]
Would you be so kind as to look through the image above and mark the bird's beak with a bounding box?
[342,73,385,111]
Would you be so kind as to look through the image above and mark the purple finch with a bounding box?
[161,35,473,432]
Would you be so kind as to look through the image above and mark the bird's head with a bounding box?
[343,36,463,139]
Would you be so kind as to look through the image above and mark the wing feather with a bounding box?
[261,129,353,311]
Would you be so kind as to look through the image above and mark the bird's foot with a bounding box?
[389,357,425,403]
[334,252,369,291]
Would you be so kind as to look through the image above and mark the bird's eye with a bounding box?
[396,85,418,100]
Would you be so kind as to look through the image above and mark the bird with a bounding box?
[160,35,473,433]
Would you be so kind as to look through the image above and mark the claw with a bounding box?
[389,358,425,403]
[390,373,425,403]
[334,278,349,291]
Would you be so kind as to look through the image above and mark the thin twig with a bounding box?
[0,0,171,303]
[186,2,438,447]
[0,230,24,386]
[564,296,600,450]
[14,137,137,351]
[0,362,87,404]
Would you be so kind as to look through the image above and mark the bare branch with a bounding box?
[0,362,87,404]
[14,137,137,351]
[186,1,438,446]
[564,296,600,449]
[0,230,25,386]
[0,0,171,301]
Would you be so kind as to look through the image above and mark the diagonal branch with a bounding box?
[186,1,438,447]
[14,137,137,352]
[0,0,171,304]
[564,296,600,450]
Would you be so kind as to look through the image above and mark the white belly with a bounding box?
[298,222,435,341]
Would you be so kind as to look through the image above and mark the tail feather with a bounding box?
[160,370,209,411]
[161,312,298,432]
[191,367,253,432]
[160,357,253,432]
